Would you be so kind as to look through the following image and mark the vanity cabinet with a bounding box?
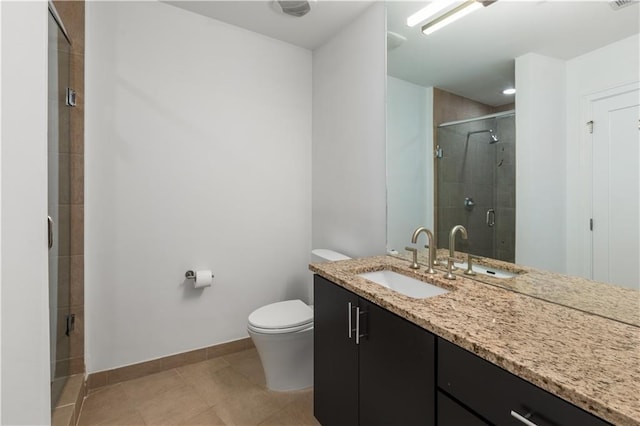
[437,338,609,426]
[313,275,436,426]
[314,275,609,426]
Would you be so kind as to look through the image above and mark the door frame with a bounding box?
[581,81,639,280]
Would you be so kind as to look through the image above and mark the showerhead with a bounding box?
[489,131,499,144]
[466,129,499,144]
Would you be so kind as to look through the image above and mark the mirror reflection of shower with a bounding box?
[436,111,516,262]
[466,129,499,144]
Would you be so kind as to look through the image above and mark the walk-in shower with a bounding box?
[436,111,515,262]
[48,4,72,409]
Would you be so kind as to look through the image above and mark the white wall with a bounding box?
[86,1,312,372]
[1,3,3,419]
[312,2,386,258]
[565,34,640,278]
[515,53,566,273]
[0,1,51,423]
[386,77,433,253]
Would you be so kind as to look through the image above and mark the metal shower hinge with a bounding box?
[434,145,443,159]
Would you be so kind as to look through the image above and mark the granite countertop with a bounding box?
[396,249,640,327]
[309,255,640,426]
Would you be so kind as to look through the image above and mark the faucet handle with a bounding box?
[464,253,480,276]
[404,247,419,269]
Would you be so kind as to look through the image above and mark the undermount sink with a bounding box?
[358,270,449,299]
[453,262,516,279]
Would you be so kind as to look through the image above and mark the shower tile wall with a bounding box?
[494,116,516,262]
[53,0,85,379]
[436,119,495,256]
[433,89,495,254]
[433,88,516,261]
[436,116,515,261]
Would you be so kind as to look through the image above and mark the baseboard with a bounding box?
[86,337,255,391]
[51,373,86,426]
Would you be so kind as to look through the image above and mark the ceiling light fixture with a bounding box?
[407,0,458,27]
[502,88,516,95]
[422,0,482,35]
[421,0,496,36]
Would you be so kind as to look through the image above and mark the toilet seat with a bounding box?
[248,300,313,335]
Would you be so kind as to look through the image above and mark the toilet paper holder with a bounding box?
[185,270,214,280]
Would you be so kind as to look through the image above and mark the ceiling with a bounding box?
[164,1,639,106]
[387,1,640,106]
[165,0,375,50]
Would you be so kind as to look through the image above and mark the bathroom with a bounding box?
[1,0,638,425]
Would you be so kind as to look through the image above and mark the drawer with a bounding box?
[438,391,488,426]
[437,338,609,426]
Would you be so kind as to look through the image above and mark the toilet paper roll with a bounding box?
[194,270,213,288]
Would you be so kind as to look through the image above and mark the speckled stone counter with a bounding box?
[310,255,640,426]
[395,249,640,327]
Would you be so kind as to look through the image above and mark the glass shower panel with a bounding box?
[436,114,516,261]
[48,11,72,409]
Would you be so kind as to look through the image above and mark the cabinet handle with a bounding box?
[355,307,368,345]
[510,410,538,426]
[348,302,353,339]
[355,306,361,345]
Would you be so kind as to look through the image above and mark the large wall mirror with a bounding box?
[386,0,639,323]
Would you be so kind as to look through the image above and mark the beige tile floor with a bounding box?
[78,349,320,426]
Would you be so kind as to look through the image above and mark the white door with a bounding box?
[591,86,640,289]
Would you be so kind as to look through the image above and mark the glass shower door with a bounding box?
[48,10,72,408]
[435,114,516,262]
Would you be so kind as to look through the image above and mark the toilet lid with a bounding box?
[248,300,313,330]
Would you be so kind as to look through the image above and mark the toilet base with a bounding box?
[248,326,313,391]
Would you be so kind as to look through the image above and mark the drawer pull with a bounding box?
[355,307,367,345]
[355,306,361,345]
[348,302,353,339]
[510,410,538,426]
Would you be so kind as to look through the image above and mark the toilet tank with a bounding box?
[311,249,351,263]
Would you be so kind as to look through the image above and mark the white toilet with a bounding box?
[247,249,351,391]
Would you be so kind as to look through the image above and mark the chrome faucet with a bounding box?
[445,225,468,280]
[407,226,437,274]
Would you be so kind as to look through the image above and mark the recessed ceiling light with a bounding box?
[502,88,516,95]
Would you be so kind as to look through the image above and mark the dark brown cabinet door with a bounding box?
[314,275,436,426]
[359,298,436,426]
[314,275,359,426]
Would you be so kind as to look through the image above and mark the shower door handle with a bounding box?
[47,216,54,250]
[486,209,495,227]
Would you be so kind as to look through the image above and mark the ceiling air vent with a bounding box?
[277,1,311,17]
[608,0,637,10]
